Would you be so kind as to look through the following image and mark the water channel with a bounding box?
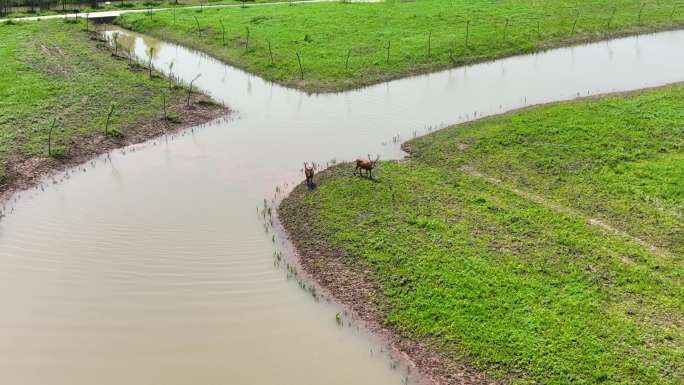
[1,27,684,385]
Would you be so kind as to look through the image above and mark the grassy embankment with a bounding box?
[279,84,684,384]
[116,0,684,92]
[0,0,304,19]
[0,19,224,197]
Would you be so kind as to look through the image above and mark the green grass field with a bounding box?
[0,0,303,19]
[279,84,684,384]
[118,0,684,92]
[0,19,215,184]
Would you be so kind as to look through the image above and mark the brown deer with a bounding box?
[303,162,315,188]
[353,154,380,179]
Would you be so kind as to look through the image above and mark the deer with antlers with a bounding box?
[353,154,380,179]
[303,162,315,189]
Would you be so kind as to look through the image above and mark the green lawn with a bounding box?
[0,19,212,183]
[279,84,684,384]
[118,0,684,92]
[0,0,304,19]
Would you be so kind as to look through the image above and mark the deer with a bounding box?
[353,154,380,179]
[303,162,315,189]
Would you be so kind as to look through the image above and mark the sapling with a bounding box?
[48,118,57,156]
[268,40,274,64]
[571,10,580,34]
[448,46,456,64]
[112,31,120,55]
[385,40,390,62]
[105,104,115,136]
[427,30,431,56]
[295,51,303,80]
[161,91,167,121]
[168,61,175,88]
[503,18,509,40]
[345,48,351,69]
[219,20,225,46]
[638,2,646,25]
[147,47,154,78]
[245,26,250,50]
[186,74,201,106]
[194,15,201,36]
[465,19,470,48]
[608,7,617,28]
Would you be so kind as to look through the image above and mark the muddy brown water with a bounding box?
[2,27,684,385]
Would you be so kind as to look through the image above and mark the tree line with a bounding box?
[0,0,137,16]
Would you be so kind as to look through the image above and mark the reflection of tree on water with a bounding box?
[140,35,161,58]
[116,32,136,53]
[107,31,160,61]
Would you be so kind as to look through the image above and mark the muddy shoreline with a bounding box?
[276,166,500,385]
[0,96,228,204]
